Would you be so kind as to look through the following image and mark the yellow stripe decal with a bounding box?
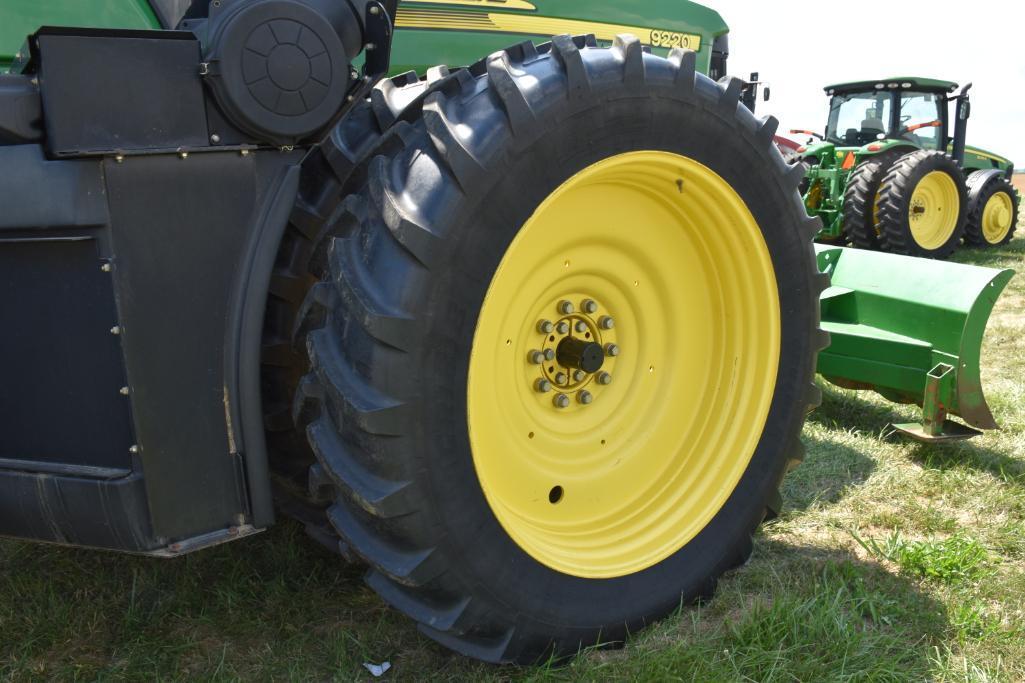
[395,8,702,51]
[403,0,538,10]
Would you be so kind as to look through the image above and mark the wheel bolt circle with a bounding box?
[605,343,620,357]
[578,390,593,405]
[558,300,574,315]
[528,350,544,364]
[597,371,613,385]
[535,378,552,393]
[582,299,598,314]
[537,319,554,334]
[599,316,615,330]
[553,393,570,408]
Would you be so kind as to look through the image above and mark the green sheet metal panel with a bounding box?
[1,0,161,71]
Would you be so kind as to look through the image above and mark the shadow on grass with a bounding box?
[806,381,914,438]
[908,438,1025,483]
[783,431,876,513]
[599,538,952,682]
[950,237,1025,268]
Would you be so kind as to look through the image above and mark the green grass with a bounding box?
[2,231,1023,681]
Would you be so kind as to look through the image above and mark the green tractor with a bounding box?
[0,0,1014,665]
[794,77,1019,258]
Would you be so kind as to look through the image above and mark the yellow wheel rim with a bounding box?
[908,170,960,250]
[981,190,1013,244]
[466,151,781,578]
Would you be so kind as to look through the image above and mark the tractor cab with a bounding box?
[823,77,957,151]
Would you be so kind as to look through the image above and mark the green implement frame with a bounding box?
[815,244,1014,440]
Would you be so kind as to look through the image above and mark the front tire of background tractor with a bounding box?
[844,152,902,251]
[294,35,827,664]
[875,150,967,259]
[964,170,1019,248]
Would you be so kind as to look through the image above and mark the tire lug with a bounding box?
[581,299,598,314]
[528,350,544,364]
[535,378,553,393]
[558,300,574,315]
[556,321,570,334]
[553,393,570,408]
[604,343,620,357]
[577,390,593,405]
[537,319,554,334]
[598,316,615,330]
[597,371,613,385]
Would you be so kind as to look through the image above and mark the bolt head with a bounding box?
[553,393,570,408]
[582,299,598,314]
[110,325,121,335]
[556,322,570,334]
[179,151,189,159]
[574,321,588,333]
[555,372,568,385]
[537,320,554,334]
[578,390,593,405]
[599,316,615,330]
[573,370,586,382]
[604,343,619,357]
[543,348,556,361]
[558,300,575,315]
[100,263,112,273]
[535,379,553,393]
[370,4,381,13]
[129,445,140,454]
[528,350,544,365]
[597,372,613,385]
[119,386,130,396]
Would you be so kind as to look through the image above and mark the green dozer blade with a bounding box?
[815,244,1014,441]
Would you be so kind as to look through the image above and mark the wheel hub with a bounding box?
[528,298,616,406]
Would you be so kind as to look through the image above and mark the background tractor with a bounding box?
[794,77,1019,259]
[0,0,1013,665]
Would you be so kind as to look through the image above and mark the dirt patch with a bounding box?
[1013,173,1025,196]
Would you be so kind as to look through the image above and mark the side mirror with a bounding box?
[763,86,771,102]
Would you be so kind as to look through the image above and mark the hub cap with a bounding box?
[909,170,959,250]
[981,190,1013,245]
[467,152,781,578]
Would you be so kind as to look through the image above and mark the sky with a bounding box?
[713,1,1025,168]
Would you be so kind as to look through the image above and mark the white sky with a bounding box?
[714,1,1025,168]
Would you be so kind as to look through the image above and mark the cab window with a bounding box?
[826,92,892,146]
[898,91,943,150]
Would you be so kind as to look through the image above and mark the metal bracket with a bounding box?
[892,363,981,441]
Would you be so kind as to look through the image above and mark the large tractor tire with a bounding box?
[843,151,903,251]
[875,150,967,259]
[288,35,827,664]
[964,170,1019,248]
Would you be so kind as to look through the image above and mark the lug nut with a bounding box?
[528,350,544,365]
[558,300,574,314]
[553,393,571,408]
[578,390,593,405]
[582,299,598,314]
[535,378,553,393]
[597,372,613,385]
[537,319,554,334]
[554,372,568,385]
[604,343,619,357]
[543,348,556,361]
[556,321,570,334]
[575,321,588,333]
[573,370,587,382]
[599,316,615,330]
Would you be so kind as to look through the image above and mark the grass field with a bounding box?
[2,230,1023,682]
